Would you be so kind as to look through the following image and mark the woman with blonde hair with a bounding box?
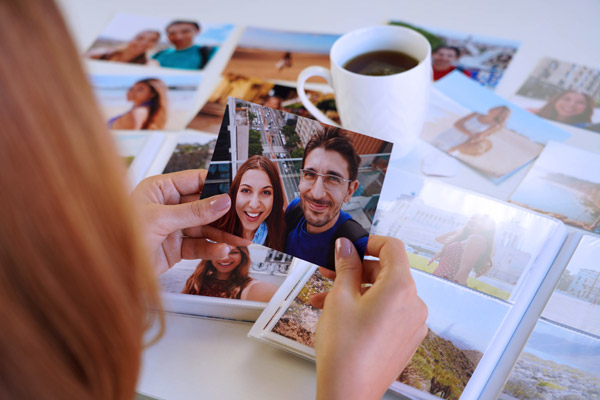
[0,1,428,399]
[87,30,161,66]
[182,246,277,301]
[108,78,168,130]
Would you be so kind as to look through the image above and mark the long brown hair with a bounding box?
[215,155,285,251]
[537,90,594,124]
[182,246,252,298]
[136,78,168,129]
[0,1,162,399]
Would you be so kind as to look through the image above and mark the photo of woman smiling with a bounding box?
[213,155,286,251]
[182,246,277,301]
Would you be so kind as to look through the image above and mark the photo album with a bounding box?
[102,12,599,398]
[139,97,392,321]
[249,168,599,399]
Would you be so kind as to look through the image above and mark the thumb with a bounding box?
[157,193,231,233]
[331,237,362,294]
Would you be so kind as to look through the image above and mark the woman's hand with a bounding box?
[131,169,250,275]
[311,236,428,400]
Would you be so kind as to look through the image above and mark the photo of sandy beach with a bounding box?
[222,26,340,82]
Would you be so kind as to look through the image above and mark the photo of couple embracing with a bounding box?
[202,98,393,270]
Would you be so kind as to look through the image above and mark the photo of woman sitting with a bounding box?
[107,78,167,130]
[87,30,160,66]
[182,246,277,302]
[428,214,496,285]
[213,155,286,251]
[433,105,511,156]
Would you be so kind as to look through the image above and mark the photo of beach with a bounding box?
[422,72,570,180]
[509,142,600,233]
[186,73,338,134]
[512,57,600,133]
[222,26,340,82]
[90,74,202,130]
[85,13,234,70]
[372,170,559,301]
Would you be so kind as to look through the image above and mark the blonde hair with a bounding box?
[0,1,162,399]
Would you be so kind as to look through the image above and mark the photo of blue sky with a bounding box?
[238,26,340,54]
[525,320,600,374]
[414,271,508,352]
[93,13,234,46]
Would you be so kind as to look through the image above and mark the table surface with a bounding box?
[57,0,600,398]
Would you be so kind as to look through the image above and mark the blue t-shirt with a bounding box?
[284,198,368,268]
[152,45,216,70]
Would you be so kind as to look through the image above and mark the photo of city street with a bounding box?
[201,97,393,251]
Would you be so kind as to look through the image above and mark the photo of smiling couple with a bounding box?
[201,97,393,271]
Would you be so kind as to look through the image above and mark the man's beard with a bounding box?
[300,195,340,229]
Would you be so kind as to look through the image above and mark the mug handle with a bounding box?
[296,66,341,127]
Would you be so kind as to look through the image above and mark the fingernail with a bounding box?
[210,194,230,212]
[335,237,352,259]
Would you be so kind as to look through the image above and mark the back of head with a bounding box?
[0,1,161,399]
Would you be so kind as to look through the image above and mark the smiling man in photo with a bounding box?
[153,20,216,70]
[284,127,369,270]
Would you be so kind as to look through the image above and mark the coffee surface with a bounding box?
[343,50,418,76]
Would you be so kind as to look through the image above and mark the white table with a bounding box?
[57,0,600,398]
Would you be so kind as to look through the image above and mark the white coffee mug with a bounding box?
[296,25,431,157]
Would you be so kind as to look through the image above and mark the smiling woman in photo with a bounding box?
[214,155,285,251]
[107,78,168,130]
[87,30,161,66]
[534,90,594,126]
[182,246,277,301]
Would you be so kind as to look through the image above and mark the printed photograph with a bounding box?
[112,132,152,166]
[422,72,571,180]
[144,132,217,177]
[372,171,559,300]
[200,97,392,270]
[500,321,600,400]
[513,57,600,133]
[222,26,340,82]
[186,73,339,134]
[90,74,202,130]
[542,235,600,336]
[390,20,520,88]
[509,142,600,233]
[270,267,509,400]
[85,13,234,70]
[160,244,292,302]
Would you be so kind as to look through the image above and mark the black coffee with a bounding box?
[343,50,418,76]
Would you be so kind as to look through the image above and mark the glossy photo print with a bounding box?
[509,141,600,233]
[186,73,339,134]
[85,13,234,70]
[389,20,520,88]
[160,244,292,302]
[221,26,340,82]
[265,265,509,400]
[372,170,560,301]
[90,74,202,130]
[422,72,571,181]
[200,97,392,270]
[512,57,600,133]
